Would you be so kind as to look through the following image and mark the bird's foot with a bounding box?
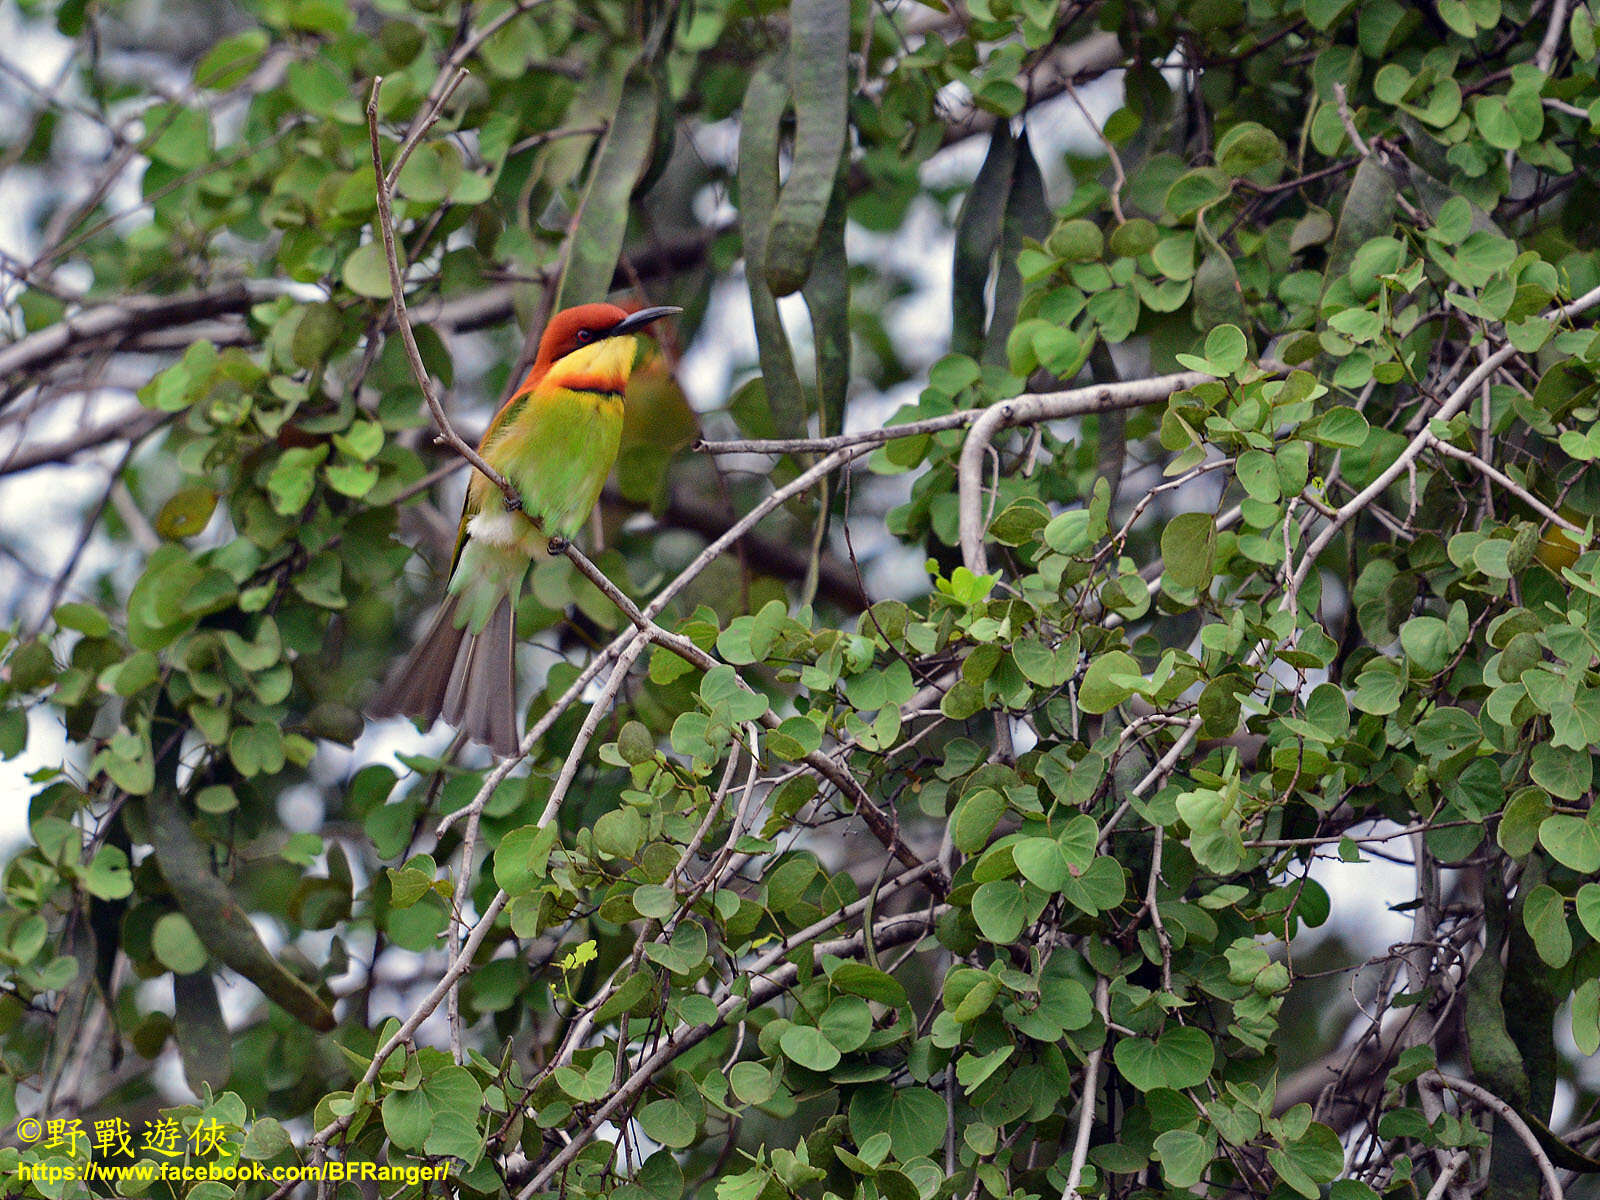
[503,493,523,514]
[547,535,570,554]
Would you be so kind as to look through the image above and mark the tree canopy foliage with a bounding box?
[2,0,1600,1197]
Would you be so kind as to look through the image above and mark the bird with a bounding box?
[371,302,680,756]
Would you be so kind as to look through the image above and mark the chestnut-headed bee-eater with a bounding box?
[371,302,680,755]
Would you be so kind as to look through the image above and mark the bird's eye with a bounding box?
[575,329,594,344]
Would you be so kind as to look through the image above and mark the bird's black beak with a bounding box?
[608,305,682,338]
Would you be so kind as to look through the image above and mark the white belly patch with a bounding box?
[467,510,545,553]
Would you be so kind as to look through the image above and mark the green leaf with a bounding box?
[1112,1026,1215,1091]
[1522,883,1571,967]
[342,240,395,300]
[1151,233,1196,280]
[1013,837,1069,892]
[1058,856,1127,914]
[971,880,1028,944]
[1164,167,1228,219]
[1161,512,1216,592]
[1013,637,1071,687]
[382,1088,430,1150]
[420,1067,485,1162]
[944,969,1000,1022]
[1215,122,1283,177]
[152,913,209,974]
[1494,788,1548,861]
[240,1117,292,1160]
[952,787,1005,855]
[831,962,907,1007]
[1236,449,1280,503]
[848,1085,946,1161]
[1153,1129,1209,1188]
[1412,706,1480,761]
[1305,0,1356,27]
[644,921,707,975]
[819,996,873,1052]
[1274,1123,1345,1194]
[780,1024,842,1071]
[82,846,133,900]
[1551,686,1600,751]
[1079,650,1142,713]
[955,1045,1014,1091]
[1043,509,1094,555]
[1204,327,1249,377]
[1399,616,1458,674]
[396,142,464,204]
[1309,406,1370,448]
[1109,218,1159,257]
[53,602,111,637]
[143,104,210,169]
[195,30,268,89]
[593,806,646,859]
[639,1099,697,1149]
[1538,808,1600,873]
[1473,94,1522,150]
[1576,883,1600,942]
[1530,743,1593,801]
[494,824,558,895]
[730,1061,775,1105]
[1573,978,1600,1058]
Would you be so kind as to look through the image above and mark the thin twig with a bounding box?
[558,540,941,887]
[1428,435,1585,535]
[505,123,608,157]
[1285,283,1600,602]
[1535,0,1571,71]
[519,908,945,1197]
[366,76,520,511]
[32,438,145,634]
[436,444,881,838]
[1423,1149,1470,1200]
[1331,83,1371,158]
[1063,80,1125,224]
[1061,977,1110,1199]
[384,68,470,192]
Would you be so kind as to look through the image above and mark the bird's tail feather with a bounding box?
[442,596,519,757]
[369,594,520,756]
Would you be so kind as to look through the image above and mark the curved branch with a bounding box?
[1421,1071,1564,1200]
[956,371,1212,574]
